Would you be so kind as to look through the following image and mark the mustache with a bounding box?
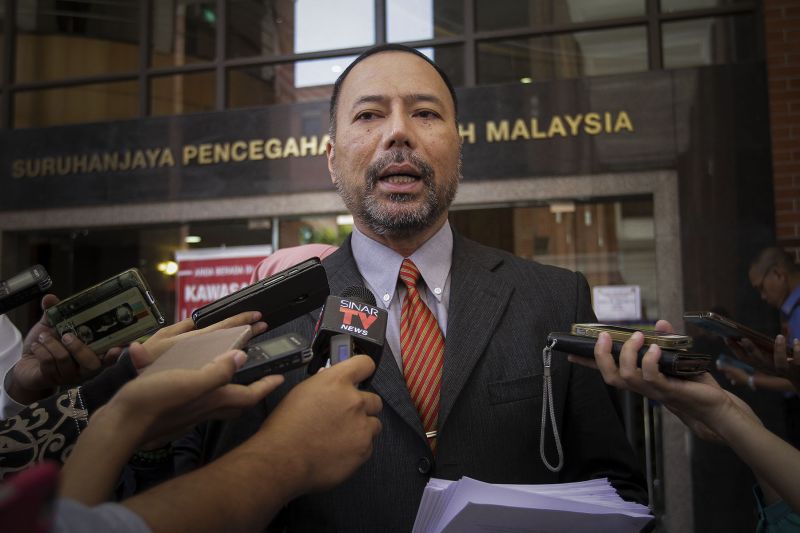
[365,149,434,189]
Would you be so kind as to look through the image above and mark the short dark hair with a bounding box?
[328,43,459,140]
[752,246,798,274]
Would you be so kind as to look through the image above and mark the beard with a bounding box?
[333,148,461,238]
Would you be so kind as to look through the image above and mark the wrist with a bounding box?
[6,365,54,405]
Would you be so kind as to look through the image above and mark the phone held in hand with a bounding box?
[234,333,312,384]
[683,311,790,356]
[191,258,329,330]
[549,332,712,377]
[0,264,53,315]
[140,325,254,377]
[45,268,165,354]
[571,323,693,349]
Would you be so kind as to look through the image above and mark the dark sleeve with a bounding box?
[79,351,138,414]
[0,353,139,480]
[560,272,648,504]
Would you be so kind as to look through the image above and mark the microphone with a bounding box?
[306,285,387,375]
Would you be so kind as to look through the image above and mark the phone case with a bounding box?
[571,323,693,349]
[548,332,712,377]
[140,325,253,376]
[45,268,165,354]
[191,258,330,329]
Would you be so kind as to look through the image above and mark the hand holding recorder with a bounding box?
[7,294,123,406]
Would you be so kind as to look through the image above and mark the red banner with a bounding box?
[174,246,272,322]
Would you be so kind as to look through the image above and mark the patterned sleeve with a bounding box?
[0,387,88,480]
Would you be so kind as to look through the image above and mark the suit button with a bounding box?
[417,457,432,475]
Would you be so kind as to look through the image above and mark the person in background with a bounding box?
[249,243,339,283]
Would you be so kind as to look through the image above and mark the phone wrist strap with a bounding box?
[540,339,564,472]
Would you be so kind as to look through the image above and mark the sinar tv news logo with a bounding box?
[338,298,379,335]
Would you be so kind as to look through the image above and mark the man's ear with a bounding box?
[326,140,336,184]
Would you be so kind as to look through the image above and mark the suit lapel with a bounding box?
[322,237,426,439]
[438,235,514,430]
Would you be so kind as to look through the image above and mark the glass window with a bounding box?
[477,27,647,85]
[662,15,756,69]
[14,81,139,128]
[227,56,353,109]
[150,71,215,116]
[419,45,465,87]
[15,0,139,83]
[227,0,374,59]
[660,0,742,12]
[387,0,463,42]
[476,0,644,33]
[450,198,659,319]
[279,215,352,248]
[151,1,216,68]
[228,45,463,109]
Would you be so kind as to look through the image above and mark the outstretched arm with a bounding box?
[121,355,383,533]
[569,325,800,514]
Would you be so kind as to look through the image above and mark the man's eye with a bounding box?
[416,110,439,119]
[356,112,376,121]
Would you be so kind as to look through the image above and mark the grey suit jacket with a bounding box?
[178,232,646,532]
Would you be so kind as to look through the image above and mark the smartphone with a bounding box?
[549,332,712,377]
[233,332,312,384]
[46,269,165,354]
[683,311,789,356]
[192,258,329,330]
[0,265,53,315]
[571,323,693,349]
[140,325,253,377]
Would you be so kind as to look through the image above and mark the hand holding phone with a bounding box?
[191,258,329,330]
[683,311,790,356]
[140,325,253,376]
[550,332,712,377]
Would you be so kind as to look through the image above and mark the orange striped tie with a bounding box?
[399,258,444,451]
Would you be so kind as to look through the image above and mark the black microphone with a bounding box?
[306,285,388,375]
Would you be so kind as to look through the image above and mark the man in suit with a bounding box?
[178,43,646,531]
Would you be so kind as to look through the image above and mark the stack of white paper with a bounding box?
[411,477,652,533]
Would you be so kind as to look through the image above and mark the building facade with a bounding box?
[1,1,796,530]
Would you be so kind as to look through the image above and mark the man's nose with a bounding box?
[383,112,415,150]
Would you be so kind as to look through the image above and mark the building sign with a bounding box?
[174,245,272,322]
[0,71,679,212]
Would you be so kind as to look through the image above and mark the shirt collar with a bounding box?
[351,220,453,309]
[781,285,800,316]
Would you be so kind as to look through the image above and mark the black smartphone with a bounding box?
[683,311,790,356]
[234,332,312,384]
[0,265,53,314]
[46,268,164,354]
[191,258,330,330]
[548,332,713,377]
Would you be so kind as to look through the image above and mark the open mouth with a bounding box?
[378,163,422,185]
